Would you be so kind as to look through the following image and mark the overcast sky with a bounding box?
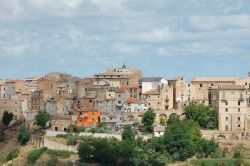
[0,0,250,80]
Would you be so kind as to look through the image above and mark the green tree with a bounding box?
[184,103,217,129]
[35,111,51,128]
[5,148,20,161]
[196,138,218,158]
[122,125,135,142]
[78,137,135,166]
[142,108,156,133]
[163,120,201,161]
[160,117,166,126]
[2,111,14,127]
[18,124,30,145]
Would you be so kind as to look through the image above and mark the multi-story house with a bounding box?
[0,99,22,120]
[209,85,250,132]
[123,97,148,112]
[115,87,130,112]
[192,77,239,105]
[25,77,38,92]
[31,90,44,111]
[94,64,143,88]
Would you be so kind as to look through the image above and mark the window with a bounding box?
[89,100,92,103]
[225,101,228,105]
[238,101,241,106]
[200,84,203,88]
[118,101,121,104]
[238,108,240,112]
[238,117,241,121]
[238,124,241,128]
[225,117,228,121]
[118,94,121,97]
[225,108,228,112]
[225,125,229,131]
[222,93,225,99]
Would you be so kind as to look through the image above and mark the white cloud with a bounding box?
[190,15,250,31]
[129,27,172,43]
[113,43,140,54]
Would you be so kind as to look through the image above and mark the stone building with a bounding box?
[209,85,250,132]
[123,97,148,112]
[51,115,77,131]
[0,99,22,120]
[115,87,130,112]
[25,77,38,92]
[192,77,239,105]
[31,90,44,111]
[168,77,196,109]
[94,64,143,88]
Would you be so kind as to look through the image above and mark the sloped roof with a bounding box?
[84,91,97,99]
[125,97,137,103]
[143,88,160,95]
[192,77,239,82]
[116,87,125,93]
[140,77,162,82]
[214,85,246,90]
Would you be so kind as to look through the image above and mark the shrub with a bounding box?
[67,135,77,145]
[66,160,74,166]
[12,120,22,127]
[18,124,30,145]
[5,148,20,161]
[27,147,48,164]
[46,156,58,166]
[47,149,71,158]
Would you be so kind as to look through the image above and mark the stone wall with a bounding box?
[29,135,77,153]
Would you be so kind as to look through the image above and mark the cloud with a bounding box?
[113,43,140,54]
[190,15,250,31]
[0,0,250,79]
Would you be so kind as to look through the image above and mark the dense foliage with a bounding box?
[184,103,218,129]
[78,137,135,166]
[35,111,51,128]
[18,124,30,145]
[47,149,71,159]
[164,118,218,161]
[122,125,135,142]
[5,148,20,161]
[2,111,14,126]
[141,108,156,133]
[27,147,48,164]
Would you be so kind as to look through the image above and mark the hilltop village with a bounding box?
[0,64,250,135]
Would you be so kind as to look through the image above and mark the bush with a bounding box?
[18,124,30,145]
[12,120,22,127]
[66,160,74,166]
[27,147,48,164]
[233,150,242,159]
[67,135,77,145]
[46,156,58,166]
[47,149,71,159]
[5,148,20,161]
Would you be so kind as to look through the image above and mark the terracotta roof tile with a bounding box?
[126,97,137,103]
[116,87,125,93]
